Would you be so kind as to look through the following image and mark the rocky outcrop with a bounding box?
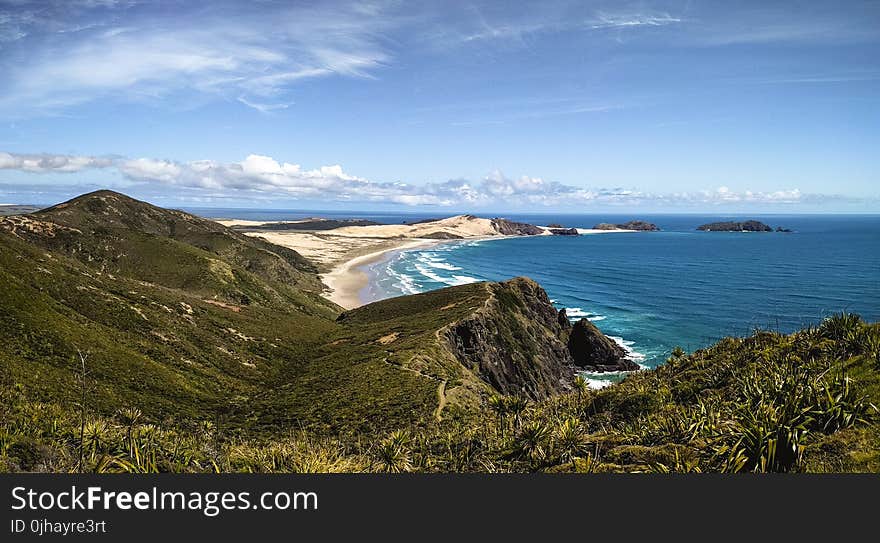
[490,218,545,236]
[421,231,464,239]
[776,226,793,233]
[549,228,579,236]
[566,319,639,372]
[441,277,638,399]
[697,220,773,232]
[593,220,659,231]
[443,278,574,399]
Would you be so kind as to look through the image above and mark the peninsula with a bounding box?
[0,190,876,474]
[218,214,629,308]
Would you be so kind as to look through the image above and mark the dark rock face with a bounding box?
[776,226,793,233]
[593,220,659,231]
[697,220,773,232]
[546,223,565,228]
[421,231,464,239]
[442,277,639,398]
[549,228,579,236]
[566,319,639,372]
[619,220,660,231]
[443,278,575,399]
[490,218,545,236]
[557,308,572,329]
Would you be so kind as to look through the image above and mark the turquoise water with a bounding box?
[360,214,880,379]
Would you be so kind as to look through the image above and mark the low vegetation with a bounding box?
[0,191,877,473]
[2,313,877,473]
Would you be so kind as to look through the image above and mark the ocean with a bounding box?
[194,208,880,386]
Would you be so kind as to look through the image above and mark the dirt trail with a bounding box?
[434,380,448,421]
[383,357,449,421]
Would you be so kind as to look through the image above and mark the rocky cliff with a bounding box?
[443,278,575,399]
[566,319,639,372]
[440,278,637,399]
[490,218,545,236]
[0,190,640,434]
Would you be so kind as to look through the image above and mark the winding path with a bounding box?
[434,380,448,421]
[383,357,449,421]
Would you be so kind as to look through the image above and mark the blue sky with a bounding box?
[0,0,878,212]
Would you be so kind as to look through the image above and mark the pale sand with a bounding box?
[246,231,399,269]
[327,215,499,238]
[214,215,640,309]
[320,239,438,309]
[576,228,638,234]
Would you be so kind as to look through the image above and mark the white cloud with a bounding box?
[118,158,182,184]
[588,12,682,30]
[236,97,291,114]
[1,150,862,208]
[0,151,113,172]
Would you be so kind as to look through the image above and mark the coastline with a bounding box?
[320,233,517,309]
[319,228,638,309]
[320,238,442,309]
[214,216,645,310]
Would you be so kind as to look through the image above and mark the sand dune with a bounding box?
[216,214,502,239]
[328,215,498,238]
[214,215,637,309]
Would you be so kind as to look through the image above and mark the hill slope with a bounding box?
[0,190,618,437]
[4,190,874,473]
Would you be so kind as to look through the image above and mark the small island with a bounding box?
[593,220,659,231]
[697,220,790,232]
[548,227,579,235]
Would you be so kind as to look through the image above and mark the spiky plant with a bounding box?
[573,375,589,406]
[554,417,588,470]
[116,407,142,456]
[374,430,412,473]
[81,420,110,464]
[819,312,865,357]
[858,328,880,367]
[505,396,528,431]
[488,395,508,437]
[513,420,550,468]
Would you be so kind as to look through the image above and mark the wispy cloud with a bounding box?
[236,97,292,114]
[3,1,875,119]
[587,12,682,30]
[0,1,394,117]
[0,150,865,209]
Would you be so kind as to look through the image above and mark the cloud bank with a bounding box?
[0,151,857,209]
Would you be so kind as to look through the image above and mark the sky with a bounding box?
[0,0,878,212]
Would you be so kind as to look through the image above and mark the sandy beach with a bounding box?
[215,215,642,309]
[319,239,439,309]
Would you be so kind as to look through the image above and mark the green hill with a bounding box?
[0,191,593,437]
[0,190,877,473]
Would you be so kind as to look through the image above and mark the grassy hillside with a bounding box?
[2,312,877,473]
[0,191,582,442]
[0,190,877,473]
